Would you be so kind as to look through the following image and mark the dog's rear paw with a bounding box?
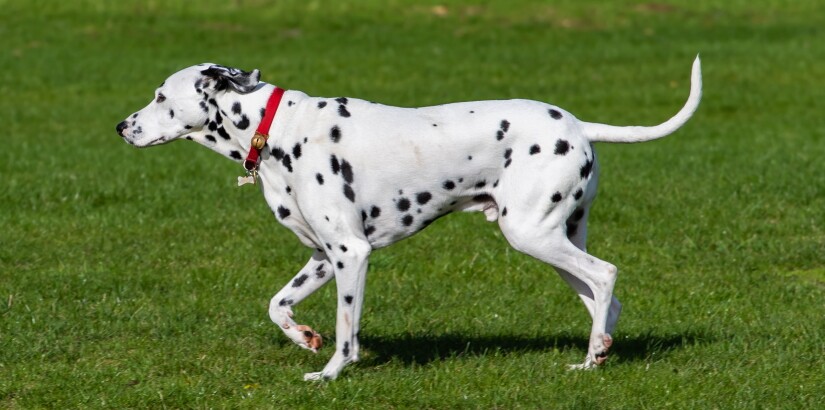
[567,356,597,370]
[568,334,613,369]
[594,334,612,365]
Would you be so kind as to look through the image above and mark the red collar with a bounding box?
[244,86,286,171]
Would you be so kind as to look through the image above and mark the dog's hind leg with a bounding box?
[500,215,618,370]
[269,250,333,352]
[557,205,623,337]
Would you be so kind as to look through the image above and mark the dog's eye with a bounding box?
[156,93,166,103]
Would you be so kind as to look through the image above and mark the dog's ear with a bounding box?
[201,65,261,93]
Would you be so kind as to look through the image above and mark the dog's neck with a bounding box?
[183,83,279,164]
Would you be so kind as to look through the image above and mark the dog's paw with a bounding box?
[293,325,323,352]
[594,334,612,365]
[568,334,613,370]
[567,356,597,370]
[303,371,336,381]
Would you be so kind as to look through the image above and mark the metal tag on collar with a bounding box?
[237,168,258,186]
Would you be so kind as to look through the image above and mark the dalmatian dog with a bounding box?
[116,57,701,380]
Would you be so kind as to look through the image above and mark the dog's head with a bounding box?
[116,64,260,147]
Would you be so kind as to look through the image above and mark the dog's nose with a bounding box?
[116,121,128,137]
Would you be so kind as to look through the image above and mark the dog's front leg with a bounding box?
[269,250,333,352]
[303,239,371,381]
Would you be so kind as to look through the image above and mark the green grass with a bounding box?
[2,0,824,407]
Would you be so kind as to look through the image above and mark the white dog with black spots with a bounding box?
[117,56,701,380]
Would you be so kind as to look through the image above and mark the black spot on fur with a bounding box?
[475,180,486,189]
[338,105,351,117]
[260,107,266,118]
[551,192,562,203]
[337,261,344,269]
[467,155,472,160]
[169,109,175,119]
[315,269,326,279]
[340,160,354,184]
[317,101,327,109]
[330,126,341,143]
[272,147,285,160]
[282,155,293,172]
[361,210,368,221]
[277,206,291,219]
[402,214,414,226]
[580,158,594,179]
[370,206,381,218]
[397,198,411,212]
[443,180,456,190]
[292,273,308,287]
[279,298,293,306]
[234,115,250,130]
[331,155,340,174]
[292,143,302,159]
[208,98,218,107]
[316,173,324,185]
[286,186,292,194]
[205,134,216,143]
[208,121,218,131]
[217,127,230,140]
[344,295,353,304]
[416,192,432,205]
[364,226,376,236]
[496,130,505,141]
[200,101,208,112]
[288,101,294,107]
[502,207,508,216]
[343,184,355,202]
[529,144,541,155]
[549,109,563,119]
[230,150,242,160]
[340,245,348,252]
[343,341,350,357]
[504,148,512,159]
[336,97,348,105]
[573,188,584,200]
[232,102,242,115]
[554,139,570,155]
[504,158,512,168]
[500,120,510,132]
[572,208,585,221]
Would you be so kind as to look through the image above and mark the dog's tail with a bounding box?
[580,55,702,143]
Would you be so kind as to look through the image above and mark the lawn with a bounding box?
[1,0,824,408]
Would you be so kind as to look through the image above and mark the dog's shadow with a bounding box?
[358,331,710,367]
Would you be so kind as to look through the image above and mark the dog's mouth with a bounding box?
[122,134,168,148]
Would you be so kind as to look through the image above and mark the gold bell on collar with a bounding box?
[251,132,267,150]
